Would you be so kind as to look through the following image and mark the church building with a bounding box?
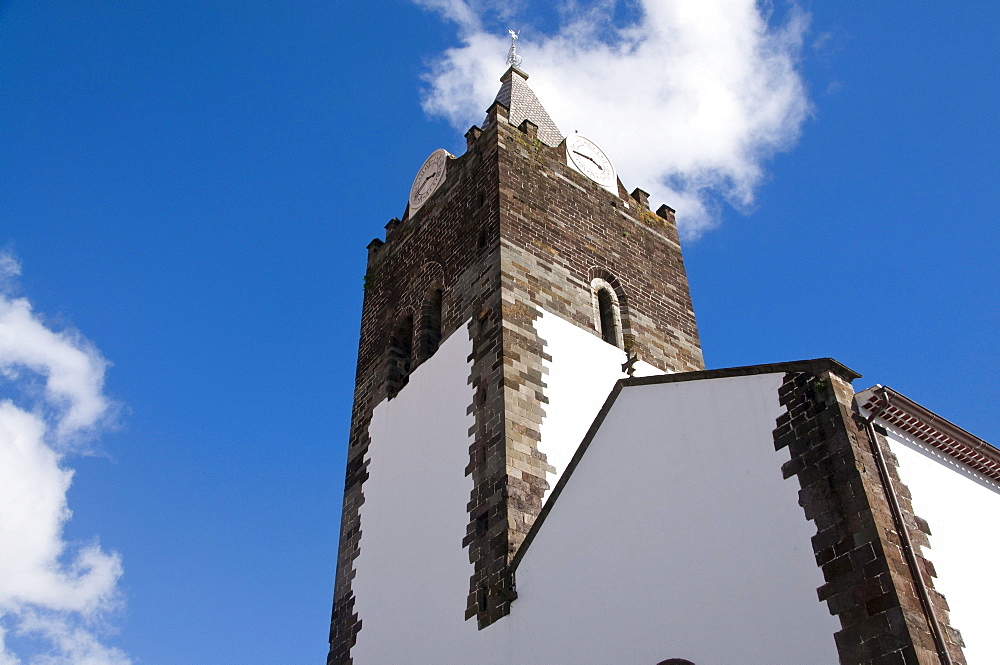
[325,62,999,665]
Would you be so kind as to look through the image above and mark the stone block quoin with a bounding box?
[774,369,965,665]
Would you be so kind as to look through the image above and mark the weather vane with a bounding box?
[506,29,522,68]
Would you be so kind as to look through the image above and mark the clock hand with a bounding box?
[572,151,604,171]
[416,172,438,197]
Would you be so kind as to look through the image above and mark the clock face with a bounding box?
[409,149,451,213]
[566,134,617,191]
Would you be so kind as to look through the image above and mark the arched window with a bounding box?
[590,277,624,349]
[416,288,443,362]
[597,288,617,345]
[386,314,413,397]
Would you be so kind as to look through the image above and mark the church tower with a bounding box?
[327,65,703,664]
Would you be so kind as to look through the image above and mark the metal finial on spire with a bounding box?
[506,29,522,68]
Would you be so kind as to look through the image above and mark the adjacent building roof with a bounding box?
[486,66,564,148]
[856,385,1000,483]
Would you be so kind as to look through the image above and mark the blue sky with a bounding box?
[0,1,997,663]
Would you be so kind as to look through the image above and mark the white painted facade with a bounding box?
[878,422,1000,664]
[350,324,478,663]
[350,308,842,664]
[502,372,841,664]
[535,309,660,501]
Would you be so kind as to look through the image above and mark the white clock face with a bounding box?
[566,134,617,191]
[409,148,451,213]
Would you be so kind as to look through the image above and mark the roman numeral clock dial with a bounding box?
[409,148,452,213]
[566,134,617,194]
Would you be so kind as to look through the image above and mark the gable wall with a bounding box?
[508,372,842,664]
[348,333,850,663]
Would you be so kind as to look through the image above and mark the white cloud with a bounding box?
[0,251,130,665]
[0,255,21,280]
[418,0,811,238]
[7,611,131,665]
[0,298,111,444]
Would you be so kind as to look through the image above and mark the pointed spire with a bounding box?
[487,66,564,147]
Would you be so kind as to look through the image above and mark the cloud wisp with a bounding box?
[417,0,811,238]
[0,252,130,665]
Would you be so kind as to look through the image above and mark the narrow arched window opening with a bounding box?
[590,276,625,350]
[597,288,617,346]
[387,315,413,397]
[416,288,443,363]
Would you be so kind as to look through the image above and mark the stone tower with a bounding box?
[326,66,703,664]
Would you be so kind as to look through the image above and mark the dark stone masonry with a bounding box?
[774,367,966,665]
[327,67,703,663]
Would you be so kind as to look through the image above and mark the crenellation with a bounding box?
[655,203,676,222]
[383,216,400,241]
[465,125,483,150]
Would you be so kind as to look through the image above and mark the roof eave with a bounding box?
[856,385,1000,482]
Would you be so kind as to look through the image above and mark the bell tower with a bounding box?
[327,65,703,664]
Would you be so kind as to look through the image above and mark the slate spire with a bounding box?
[487,66,564,147]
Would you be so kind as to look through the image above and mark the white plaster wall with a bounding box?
[350,311,670,664]
[504,373,841,664]
[350,319,840,664]
[350,325,480,664]
[881,425,1000,664]
[534,309,661,501]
